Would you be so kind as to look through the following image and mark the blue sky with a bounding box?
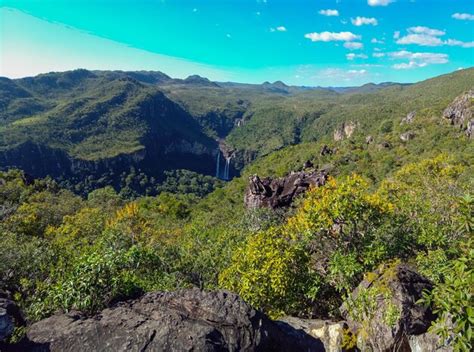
[1,0,473,86]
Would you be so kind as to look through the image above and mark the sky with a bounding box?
[0,0,473,86]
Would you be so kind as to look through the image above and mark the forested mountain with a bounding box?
[1,68,473,351]
[2,68,471,196]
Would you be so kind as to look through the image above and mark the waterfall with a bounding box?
[216,148,232,180]
[224,157,231,180]
[215,151,221,178]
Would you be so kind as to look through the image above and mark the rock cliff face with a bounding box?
[0,139,218,187]
[443,89,474,138]
[244,170,328,209]
[21,289,323,352]
[333,121,357,141]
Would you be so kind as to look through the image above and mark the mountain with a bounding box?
[0,68,473,195]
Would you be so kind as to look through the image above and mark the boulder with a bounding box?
[400,132,416,142]
[24,289,324,352]
[401,111,416,124]
[342,263,436,352]
[365,135,374,144]
[244,170,328,209]
[376,141,391,150]
[442,90,474,138]
[320,145,333,156]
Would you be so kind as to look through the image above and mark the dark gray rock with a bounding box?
[24,289,323,352]
[244,170,328,209]
[443,90,473,138]
[320,145,333,156]
[342,264,435,352]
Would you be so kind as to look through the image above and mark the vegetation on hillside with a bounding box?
[1,68,473,350]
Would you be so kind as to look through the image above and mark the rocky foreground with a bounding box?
[1,263,451,352]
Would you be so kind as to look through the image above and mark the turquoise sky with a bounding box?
[1,0,473,86]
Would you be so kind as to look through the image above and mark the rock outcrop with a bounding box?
[400,131,416,142]
[443,90,474,138]
[23,289,323,352]
[320,145,333,156]
[244,170,328,209]
[342,264,436,352]
[401,111,416,124]
[333,121,357,141]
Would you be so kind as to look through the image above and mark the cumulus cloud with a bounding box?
[304,31,360,42]
[390,50,448,69]
[346,53,368,60]
[408,26,445,36]
[396,26,473,48]
[452,13,474,20]
[368,0,393,6]
[351,16,378,26]
[373,52,385,58]
[393,31,400,39]
[319,9,339,16]
[344,42,364,50]
[396,34,444,46]
[319,68,368,81]
[371,38,384,44]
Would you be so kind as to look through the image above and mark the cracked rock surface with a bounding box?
[22,289,323,352]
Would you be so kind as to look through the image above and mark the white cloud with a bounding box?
[371,38,384,44]
[393,61,425,69]
[319,9,339,17]
[445,39,474,48]
[270,26,286,32]
[396,27,473,48]
[319,68,368,81]
[346,53,368,60]
[351,17,378,26]
[396,34,444,46]
[344,42,364,50]
[373,52,385,57]
[304,31,360,42]
[390,50,448,69]
[452,13,474,21]
[368,0,393,6]
[393,31,400,39]
[408,26,445,36]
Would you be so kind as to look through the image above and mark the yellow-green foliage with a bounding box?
[219,228,311,318]
[220,175,395,316]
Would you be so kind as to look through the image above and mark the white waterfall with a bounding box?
[224,157,230,180]
[216,148,232,180]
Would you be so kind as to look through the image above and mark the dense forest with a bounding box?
[0,68,473,351]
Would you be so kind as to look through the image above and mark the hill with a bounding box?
[0,68,472,195]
